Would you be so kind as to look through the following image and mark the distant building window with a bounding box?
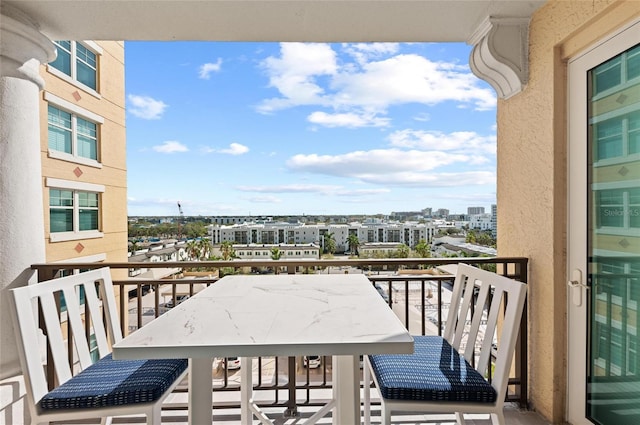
[48,105,98,161]
[596,188,640,229]
[50,188,99,233]
[50,41,98,90]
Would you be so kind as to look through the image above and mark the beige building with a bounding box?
[1,1,640,424]
[39,40,127,267]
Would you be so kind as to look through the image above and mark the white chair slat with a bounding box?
[39,290,74,384]
[476,286,503,373]
[452,274,476,350]
[97,273,123,344]
[61,284,94,370]
[464,281,491,362]
[82,278,112,358]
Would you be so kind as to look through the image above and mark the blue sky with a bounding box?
[125,42,497,217]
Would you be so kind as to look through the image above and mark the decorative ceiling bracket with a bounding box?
[468,17,530,99]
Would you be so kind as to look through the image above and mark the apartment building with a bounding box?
[209,220,436,253]
[40,41,127,269]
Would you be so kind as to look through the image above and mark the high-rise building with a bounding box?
[467,206,485,215]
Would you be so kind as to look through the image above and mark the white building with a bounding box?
[469,213,493,231]
[209,221,436,253]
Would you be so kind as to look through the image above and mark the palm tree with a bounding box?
[270,247,282,260]
[186,239,201,261]
[197,238,212,260]
[347,234,360,256]
[220,241,236,261]
[414,239,431,258]
[323,232,336,255]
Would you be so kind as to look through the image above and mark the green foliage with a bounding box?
[270,247,282,260]
[347,234,360,255]
[323,232,336,254]
[414,239,431,258]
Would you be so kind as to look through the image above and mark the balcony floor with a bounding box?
[93,402,550,425]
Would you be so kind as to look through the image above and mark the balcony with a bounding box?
[27,257,549,424]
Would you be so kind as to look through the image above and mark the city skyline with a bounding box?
[125,42,497,217]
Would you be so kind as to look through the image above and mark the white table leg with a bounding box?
[189,358,213,425]
[332,355,360,425]
[241,357,252,425]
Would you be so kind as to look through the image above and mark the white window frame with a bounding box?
[47,40,102,98]
[45,92,104,168]
[46,178,105,242]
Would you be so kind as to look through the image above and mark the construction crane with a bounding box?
[177,201,184,240]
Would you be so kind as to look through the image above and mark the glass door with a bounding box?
[568,20,640,425]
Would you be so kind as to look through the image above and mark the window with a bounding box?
[48,105,98,161]
[50,41,98,90]
[596,187,640,230]
[50,188,99,234]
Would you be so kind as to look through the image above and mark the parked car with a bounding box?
[303,355,322,369]
[224,357,241,370]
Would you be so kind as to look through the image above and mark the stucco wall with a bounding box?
[497,1,639,422]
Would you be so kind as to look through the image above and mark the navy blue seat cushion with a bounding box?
[39,354,187,410]
[369,335,497,403]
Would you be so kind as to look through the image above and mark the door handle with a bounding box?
[568,269,589,307]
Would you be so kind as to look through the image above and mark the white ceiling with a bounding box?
[6,0,545,43]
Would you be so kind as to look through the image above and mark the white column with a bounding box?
[0,4,56,379]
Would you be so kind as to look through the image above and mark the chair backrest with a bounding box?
[443,263,527,398]
[10,267,122,405]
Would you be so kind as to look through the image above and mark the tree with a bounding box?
[323,232,336,255]
[347,234,360,256]
[394,244,410,258]
[270,247,282,260]
[197,238,213,260]
[220,241,236,261]
[186,239,201,260]
[414,239,431,258]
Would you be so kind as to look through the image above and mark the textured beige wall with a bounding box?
[40,41,127,265]
[498,1,639,422]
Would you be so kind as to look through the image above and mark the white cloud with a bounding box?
[152,141,188,153]
[128,94,168,120]
[201,142,249,155]
[342,43,400,65]
[388,130,496,155]
[256,43,496,127]
[287,149,479,177]
[359,171,495,187]
[198,58,223,79]
[257,43,337,113]
[307,111,390,128]
[235,184,342,194]
[244,195,281,203]
[220,143,249,155]
[235,185,391,198]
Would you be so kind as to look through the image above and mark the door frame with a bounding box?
[567,18,640,425]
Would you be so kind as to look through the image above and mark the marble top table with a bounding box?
[113,273,414,424]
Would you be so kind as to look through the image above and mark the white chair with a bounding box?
[10,267,188,425]
[364,263,527,425]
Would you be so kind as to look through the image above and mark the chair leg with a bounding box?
[455,412,466,424]
[381,402,391,425]
[490,411,505,425]
[147,403,162,425]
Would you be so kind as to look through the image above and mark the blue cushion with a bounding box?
[39,354,187,410]
[369,335,497,403]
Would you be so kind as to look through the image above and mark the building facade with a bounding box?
[40,40,127,269]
